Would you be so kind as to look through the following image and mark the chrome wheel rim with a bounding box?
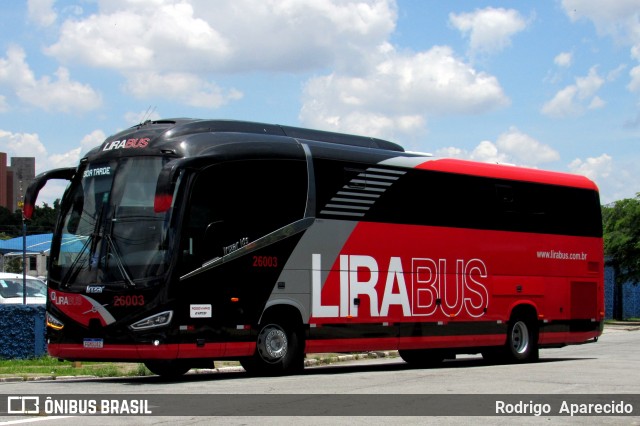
[257,325,288,363]
[511,321,529,354]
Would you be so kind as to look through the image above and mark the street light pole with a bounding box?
[19,198,26,305]
[22,215,26,304]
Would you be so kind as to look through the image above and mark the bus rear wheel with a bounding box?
[240,321,304,376]
[506,318,538,362]
[483,314,539,363]
[144,359,192,378]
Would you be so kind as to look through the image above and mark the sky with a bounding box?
[0,0,639,206]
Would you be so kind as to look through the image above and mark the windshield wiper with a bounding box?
[88,197,108,265]
[60,235,91,288]
[103,234,136,288]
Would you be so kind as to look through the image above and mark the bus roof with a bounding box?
[414,157,599,190]
[100,118,404,153]
[90,118,598,191]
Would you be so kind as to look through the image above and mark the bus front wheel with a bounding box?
[240,321,304,376]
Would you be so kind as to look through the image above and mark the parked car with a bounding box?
[0,273,47,304]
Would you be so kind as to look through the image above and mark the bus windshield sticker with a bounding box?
[83,166,112,179]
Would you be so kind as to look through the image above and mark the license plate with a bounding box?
[83,338,104,348]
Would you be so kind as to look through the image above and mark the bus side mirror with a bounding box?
[23,167,76,219]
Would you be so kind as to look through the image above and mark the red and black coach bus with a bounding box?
[24,119,603,377]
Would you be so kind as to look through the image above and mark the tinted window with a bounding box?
[182,159,308,269]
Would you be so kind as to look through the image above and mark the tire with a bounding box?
[482,315,539,364]
[398,349,445,368]
[240,320,304,376]
[505,317,539,363]
[144,359,192,378]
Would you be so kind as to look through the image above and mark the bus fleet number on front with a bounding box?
[113,295,145,307]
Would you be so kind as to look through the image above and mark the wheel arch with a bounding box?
[509,302,539,324]
[261,299,307,327]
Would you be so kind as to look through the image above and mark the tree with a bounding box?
[602,193,640,319]
[0,206,22,237]
[5,256,22,273]
[26,201,59,234]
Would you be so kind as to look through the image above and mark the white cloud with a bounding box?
[607,64,626,81]
[495,127,560,164]
[575,67,604,98]
[79,130,107,157]
[0,128,106,206]
[0,130,48,163]
[48,148,82,170]
[562,0,640,45]
[568,153,612,180]
[0,127,105,174]
[449,7,528,56]
[541,86,580,117]
[628,65,640,92]
[27,0,57,27]
[46,0,396,74]
[561,1,640,94]
[300,45,509,140]
[435,127,558,167]
[588,96,606,109]
[123,72,243,108]
[470,140,510,163]
[0,46,102,113]
[42,0,397,109]
[435,140,509,163]
[18,67,103,113]
[542,66,604,118]
[554,52,573,67]
[567,153,640,204]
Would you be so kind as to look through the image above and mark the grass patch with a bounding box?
[605,318,640,323]
[0,352,396,379]
[0,356,150,378]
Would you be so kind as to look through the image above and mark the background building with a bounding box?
[0,154,35,212]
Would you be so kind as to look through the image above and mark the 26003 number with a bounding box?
[253,256,278,267]
[113,295,145,307]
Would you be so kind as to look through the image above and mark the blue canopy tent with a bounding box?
[0,234,87,274]
[0,234,88,255]
[0,234,54,256]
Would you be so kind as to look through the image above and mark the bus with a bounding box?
[24,119,604,377]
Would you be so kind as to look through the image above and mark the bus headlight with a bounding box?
[129,311,173,331]
[46,312,64,330]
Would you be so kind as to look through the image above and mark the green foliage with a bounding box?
[0,357,150,378]
[25,201,60,235]
[0,201,59,238]
[602,193,640,286]
[5,257,22,273]
[0,206,23,237]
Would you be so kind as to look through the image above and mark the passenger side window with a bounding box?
[182,159,308,269]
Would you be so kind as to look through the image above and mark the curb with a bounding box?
[0,351,399,382]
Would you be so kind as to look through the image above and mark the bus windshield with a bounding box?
[50,156,174,288]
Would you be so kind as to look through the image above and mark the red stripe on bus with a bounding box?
[48,342,255,360]
[415,158,598,190]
